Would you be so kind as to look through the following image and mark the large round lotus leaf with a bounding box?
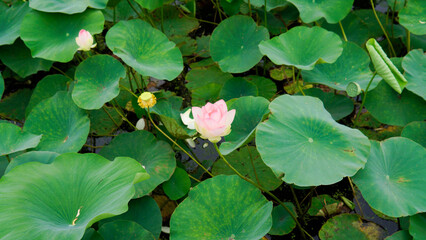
[385,230,413,240]
[402,49,425,100]
[100,131,176,197]
[259,26,343,70]
[0,122,41,156]
[210,15,269,73]
[106,19,183,80]
[213,146,282,191]
[100,196,162,238]
[286,0,353,23]
[26,74,69,116]
[220,96,270,155]
[245,76,277,100]
[219,77,258,101]
[162,167,191,200]
[72,55,125,110]
[20,10,104,62]
[399,0,426,35]
[364,81,426,126]
[88,106,123,136]
[5,151,59,175]
[319,214,381,240]
[352,138,426,217]
[0,39,53,78]
[256,95,370,186]
[0,72,4,100]
[402,121,426,147]
[23,91,90,153]
[303,41,381,91]
[301,88,354,121]
[170,175,273,240]
[410,213,426,240]
[99,220,155,240]
[269,202,297,236]
[0,1,30,46]
[0,88,32,121]
[29,0,108,14]
[0,153,148,240]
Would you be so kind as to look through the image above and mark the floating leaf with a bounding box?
[385,230,413,240]
[170,175,273,240]
[162,167,191,200]
[0,1,31,46]
[409,213,426,240]
[24,91,90,153]
[303,41,380,91]
[99,220,155,240]
[20,10,104,62]
[0,122,41,156]
[402,49,425,100]
[398,0,426,35]
[259,26,343,70]
[256,95,370,186]
[212,146,282,191]
[219,77,258,101]
[106,19,182,80]
[366,38,407,94]
[353,137,426,217]
[245,75,277,100]
[0,153,148,239]
[401,121,426,147]
[269,203,297,236]
[286,0,353,23]
[210,15,269,73]
[29,0,109,14]
[5,151,59,175]
[0,88,33,121]
[100,131,176,197]
[72,55,125,110]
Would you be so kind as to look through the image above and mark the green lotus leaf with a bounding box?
[319,214,384,240]
[245,75,277,100]
[0,122,41,156]
[0,88,32,121]
[385,230,413,240]
[0,39,53,78]
[88,106,123,136]
[352,137,426,217]
[256,95,370,186]
[0,153,148,239]
[269,203,297,236]
[387,0,405,12]
[303,41,381,91]
[219,77,258,101]
[170,36,197,57]
[286,0,353,23]
[212,146,282,191]
[162,167,191,200]
[103,0,138,22]
[170,175,273,240]
[301,88,354,121]
[218,96,269,155]
[402,49,426,100]
[364,81,426,126]
[398,0,426,35]
[26,74,69,116]
[366,38,407,94]
[29,0,108,14]
[99,196,162,238]
[20,10,104,62]
[195,35,210,58]
[72,55,125,110]
[0,72,3,99]
[307,194,340,216]
[220,0,242,16]
[5,151,59,174]
[135,0,164,11]
[99,220,155,240]
[0,1,30,46]
[24,91,90,153]
[155,6,199,38]
[106,19,183,80]
[410,213,426,240]
[100,131,176,197]
[210,15,269,73]
[82,228,104,240]
[259,26,343,70]
[401,121,426,147]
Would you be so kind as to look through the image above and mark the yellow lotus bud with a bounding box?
[138,92,156,108]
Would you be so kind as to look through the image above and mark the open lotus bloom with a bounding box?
[75,29,96,51]
[181,100,236,143]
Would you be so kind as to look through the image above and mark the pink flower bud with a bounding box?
[75,29,96,51]
[191,100,236,143]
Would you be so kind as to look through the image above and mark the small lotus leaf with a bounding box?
[99,220,155,240]
[259,26,343,70]
[210,15,269,73]
[353,138,426,217]
[401,121,426,147]
[409,213,426,240]
[0,122,41,156]
[286,0,354,23]
[88,106,123,136]
[106,19,183,80]
[135,0,164,11]
[269,203,297,236]
[256,95,370,186]
[385,230,413,240]
[170,175,273,240]
[0,1,30,46]
[398,0,426,35]
[5,151,59,174]
[402,49,426,100]
[0,88,32,121]
[155,6,199,38]
[29,0,108,14]
[219,77,258,101]
[162,167,191,200]
[245,75,277,100]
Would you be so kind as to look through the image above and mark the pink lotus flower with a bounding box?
[181,100,236,143]
[75,29,96,51]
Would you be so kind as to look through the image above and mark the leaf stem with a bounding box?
[370,0,396,57]
[102,105,120,128]
[51,65,73,82]
[293,67,305,96]
[348,177,364,217]
[111,102,137,130]
[188,173,201,182]
[355,72,376,124]
[338,21,348,42]
[119,84,139,98]
[290,185,303,216]
[5,155,11,163]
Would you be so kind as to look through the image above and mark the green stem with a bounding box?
[127,0,155,27]
[111,102,137,130]
[213,143,312,240]
[5,155,11,163]
[177,7,218,25]
[188,173,201,183]
[247,146,261,186]
[290,185,303,216]
[160,6,164,33]
[293,67,305,96]
[355,72,377,124]
[83,144,103,149]
[147,109,214,177]
[348,177,364,217]
[102,105,120,128]
[338,21,348,42]
[51,66,73,81]
[248,0,252,17]
[130,69,142,91]
[119,84,139,98]
[370,0,396,57]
